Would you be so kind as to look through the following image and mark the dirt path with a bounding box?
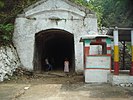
[0,72,133,100]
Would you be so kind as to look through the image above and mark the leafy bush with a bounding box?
[0,23,14,45]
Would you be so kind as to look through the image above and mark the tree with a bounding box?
[88,0,133,27]
[0,0,38,45]
[0,0,133,45]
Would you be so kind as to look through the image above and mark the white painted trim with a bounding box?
[131,30,133,45]
[113,30,119,45]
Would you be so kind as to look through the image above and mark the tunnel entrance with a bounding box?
[34,29,75,72]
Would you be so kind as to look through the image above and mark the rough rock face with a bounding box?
[0,45,20,82]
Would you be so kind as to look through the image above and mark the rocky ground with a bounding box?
[0,71,133,100]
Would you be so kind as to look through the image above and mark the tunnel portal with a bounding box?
[34,29,75,72]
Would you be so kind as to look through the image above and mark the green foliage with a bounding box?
[0,0,132,46]
[0,24,14,45]
[87,0,103,27]
[126,42,131,54]
[73,0,88,6]
[0,1,4,8]
[0,0,38,46]
[88,0,133,27]
[73,0,133,27]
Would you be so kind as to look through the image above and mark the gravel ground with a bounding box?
[0,71,133,100]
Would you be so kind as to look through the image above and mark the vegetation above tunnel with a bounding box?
[0,0,133,45]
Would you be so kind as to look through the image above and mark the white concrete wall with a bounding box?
[13,0,97,72]
[108,74,133,86]
[85,70,110,83]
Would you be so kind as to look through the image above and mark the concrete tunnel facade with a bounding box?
[13,0,97,73]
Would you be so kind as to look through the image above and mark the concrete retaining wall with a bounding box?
[84,70,110,83]
[108,73,133,86]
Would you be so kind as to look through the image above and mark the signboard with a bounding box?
[86,56,110,69]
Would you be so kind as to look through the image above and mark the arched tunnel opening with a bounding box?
[34,29,75,72]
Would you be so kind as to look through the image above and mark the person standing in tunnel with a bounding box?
[64,58,69,75]
[45,58,52,71]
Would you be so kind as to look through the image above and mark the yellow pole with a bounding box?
[113,29,119,75]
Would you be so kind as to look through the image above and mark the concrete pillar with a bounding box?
[84,40,90,68]
[113,30,119,75]
[84,47,90,57]
[130,30,133,75]
[106,38,111,56]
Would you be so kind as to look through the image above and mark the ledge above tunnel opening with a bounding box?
[34,29,75,72]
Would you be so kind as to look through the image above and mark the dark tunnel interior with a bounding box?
[34,29,75,72]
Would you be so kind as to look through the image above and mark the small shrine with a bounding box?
[80,35,113,83]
